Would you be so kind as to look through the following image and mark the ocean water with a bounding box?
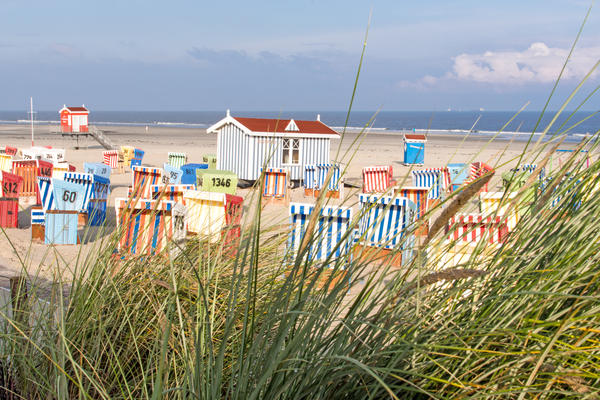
[0,110,597,139]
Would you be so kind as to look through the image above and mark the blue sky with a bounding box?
[1,0,599,111]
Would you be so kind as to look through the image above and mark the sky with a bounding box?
[1,0,599,112]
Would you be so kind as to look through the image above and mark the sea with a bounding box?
[0,110,597,142]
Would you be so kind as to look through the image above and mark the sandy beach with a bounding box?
[0,123,581,286]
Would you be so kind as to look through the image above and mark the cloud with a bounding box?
[409,42,600,86]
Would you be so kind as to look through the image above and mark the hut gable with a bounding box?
[208,113,339,138]
[285,119,299,132]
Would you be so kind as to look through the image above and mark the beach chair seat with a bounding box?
[395,186,430,236]
[131,166,163,199]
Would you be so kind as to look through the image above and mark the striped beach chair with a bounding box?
[446,214,509,244]
[87,175,111,226]
[396,186,430,236]
[362,166,394,193]
[11,160,38,196]
[168,152,187,169]
[37,177,54,210]
[52,162,75,178]
[115,198,186,256]
[356,194,417,266]
[131,166,163,199]
[103,150,119,169]
[0,154,12,172]
[262,168,289,205]
[314,163,343,199]
[62,172,95,212]
[183,191,244,246]
[288,203,354,264]
[151,184,195,204]
[162,163,183,185]
[464,162,494,192]
[411,168,448,206]
[303,165,317,196]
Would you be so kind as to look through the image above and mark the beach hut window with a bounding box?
[282,138,300,165]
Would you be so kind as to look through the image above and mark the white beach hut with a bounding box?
[207,110,340,184]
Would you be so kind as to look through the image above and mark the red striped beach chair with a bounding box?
[362,166,395,193]
[103,150,119,169]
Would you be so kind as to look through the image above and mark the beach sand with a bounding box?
[0,123,581,286]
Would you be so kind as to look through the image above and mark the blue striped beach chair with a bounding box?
[288,203,354,264]
[37,177,54,211]
[162,163,183,184]
[31,208,45,241]
[412,169,444,201]
[314,163,343,199]
[62,172,94,212]
[87,175,111,226]
[303,165,317,196]
[355,194,417,266]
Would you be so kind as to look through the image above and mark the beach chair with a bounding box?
[131,166,163,199]
[87,175,111,226]
[447,163,470,192]
[162,163,183,185]
[151,184,195,204]
[41,148,65,164]
[262,168,289,205]
[395,186,430,236]
[403,134,426,165]
[37,177,54,210]
[62,172,95,217]
[11,160,38,197]
[435,213,509,269]
[288,203,354,265]
[314,163,343,199]
[168,152,187,169]
[202,154,217,169]
[411,168,448,207]
[129,148,145,168]
[183,191,243,248]
[362,166,395,194]
[465,162,494,192]
[115,198,186,256]
[354,194,417,267]
[52,162,74,178]
[181,163,208,185]
[480,192,521,230]
[303,165,317,196]
[52,179,87,212]
[103,150,119,170]
[84,162,111,179]
[199,170,238,195]
[0,154,12,172]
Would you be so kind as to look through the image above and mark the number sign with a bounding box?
[201,171,238,195]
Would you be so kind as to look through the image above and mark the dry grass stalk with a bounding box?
[404,268,487,291]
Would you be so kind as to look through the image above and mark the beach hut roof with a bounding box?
[208,112,340,138]
[404,133,427,141]
[60,105,89,113]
